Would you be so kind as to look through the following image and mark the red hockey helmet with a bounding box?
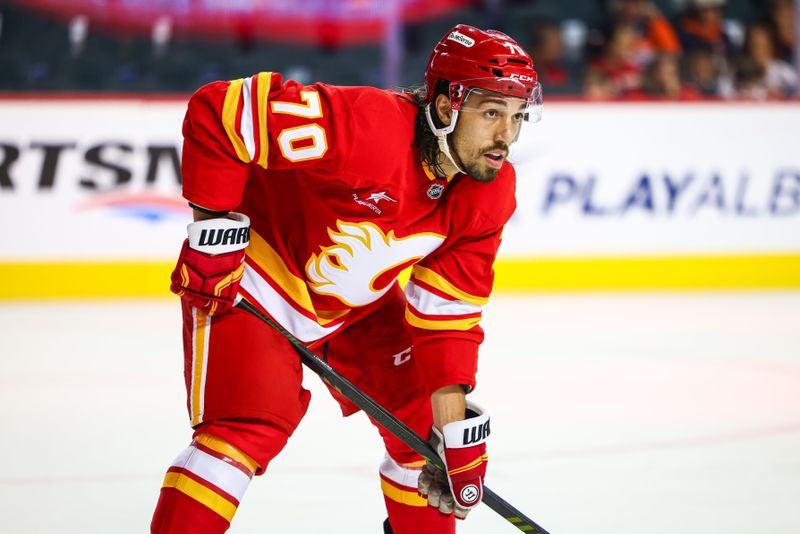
[425,24,541,114]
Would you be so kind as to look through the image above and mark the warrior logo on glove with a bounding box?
[463,420,490,445]
[196,226,250,248]
[460,485,480,504]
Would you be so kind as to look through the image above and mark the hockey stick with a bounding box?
[235,297,550,534]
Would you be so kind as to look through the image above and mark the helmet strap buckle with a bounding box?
[424,104,464,175]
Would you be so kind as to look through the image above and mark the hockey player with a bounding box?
[151,24,542,533]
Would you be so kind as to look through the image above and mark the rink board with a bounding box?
[0,97,798,297]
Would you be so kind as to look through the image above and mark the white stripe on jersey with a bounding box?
[240,77,256,160]
[404,280,483,316]
[239,265,345,343]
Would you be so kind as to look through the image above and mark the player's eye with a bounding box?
[512,112,525,123]
[483,109,499,119]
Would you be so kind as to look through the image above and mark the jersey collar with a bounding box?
[422,163,456,183]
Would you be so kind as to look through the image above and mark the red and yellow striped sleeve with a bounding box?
[404,166,516,394]
[181,74,272,211]
[217,72,273,168]
[404,227,503,394]
[181,71,341,212]
[404,265,489,332]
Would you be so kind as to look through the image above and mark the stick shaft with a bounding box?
[235,298,550,533]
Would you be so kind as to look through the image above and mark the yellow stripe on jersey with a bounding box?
[162,472,238,521]
[246,230,317,317]
[255,72,271,169]
[405,307,482,331]
[317,307,351,324]
[191,310,209,427]
[380,478,428,507]
[411,266,490,306]
[222,78,252,163]
[195,434,259,475]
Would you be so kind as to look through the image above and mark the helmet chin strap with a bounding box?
[425,104,464,175]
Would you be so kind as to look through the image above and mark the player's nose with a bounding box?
[494,120,515,145]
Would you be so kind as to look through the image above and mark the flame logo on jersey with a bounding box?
[306,221,445,307]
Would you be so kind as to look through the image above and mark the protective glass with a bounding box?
[457,87,543,143]
[451,79,543,124]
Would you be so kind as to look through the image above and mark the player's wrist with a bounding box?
[189,201,231,219]
[431,384,467,430]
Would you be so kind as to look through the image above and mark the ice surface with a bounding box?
[1,292,798,533]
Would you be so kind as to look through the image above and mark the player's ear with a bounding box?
[434,94,452,127]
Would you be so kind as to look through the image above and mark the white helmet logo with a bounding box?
[447,31,475,47]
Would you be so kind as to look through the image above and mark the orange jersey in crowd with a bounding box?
[180,71,516,392]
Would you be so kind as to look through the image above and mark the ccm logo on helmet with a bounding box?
[510,73,535,82]
[447,31,475,47]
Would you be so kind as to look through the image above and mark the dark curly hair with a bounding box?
[400,80,451,179]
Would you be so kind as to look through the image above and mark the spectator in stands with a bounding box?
[740,23,798,98]
[641,53,701,100]
[583,67,616,99]
[685,48,723,96]
[528,20,580,94]
[677,0,734,62]
[584,0,679,60]
[585,23,644,98]
[765,0,796,64]
[732,55,768,100]
[609,0,682,65]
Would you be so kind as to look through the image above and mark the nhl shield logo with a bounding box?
[427,183,444,200]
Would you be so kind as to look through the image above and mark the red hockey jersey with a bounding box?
[180,72,516,393]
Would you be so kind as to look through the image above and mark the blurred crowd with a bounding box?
[529,0,798,100]
[0,0,797,99]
